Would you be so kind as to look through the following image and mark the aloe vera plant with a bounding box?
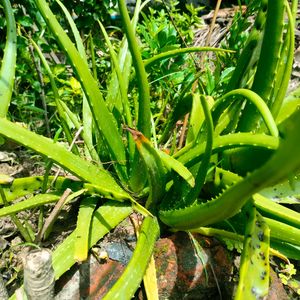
[0,0,299,298]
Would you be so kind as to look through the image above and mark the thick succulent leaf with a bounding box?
[186,94,214,144]
[127,127,166,210]
[254,193,300,228]
[235,203,270,300]
[34,0,128,182]
[0,193,60,217]
[0,0,17,117]
[84,183,152,216]
[144,47,234,69]
[74,197,98,262]
[106,0,141,114]
[259,174,300,204]
[276,86,300,124]
[266,217,300,247]
[0,176,82,204]
[0,118,130,200]
[55,0,99,161]
[158,150,195,187]
[143,254,159,300]
[52,202,132,279]
[270,240,300,260]
[103,216,160,299]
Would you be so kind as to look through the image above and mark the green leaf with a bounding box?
[18,16,33,27]
[0,194,60,217]
[126,127,166,211]
[0,118,130,200]
[53,201,132,279]
[74,197,98,262]
[259,174,300,204]
[266,217,300,247]
[1,176,82,204]
[159,150,195,187]
[35,0,128,182]
[0,0,17,117]
[10,202,133,300]
[254,193,300,229]
[103,216,160,299]
[235,203,270,300]
[186,93,214,144]
[270,240,300,260]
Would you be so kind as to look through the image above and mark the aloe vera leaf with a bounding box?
[259,173,300,204]
[214,89,278,175]
[253,0,285,102]
[118,0,150,138]
[103,216,160,300]
[98,20,132,130]
[9,202,133,300]
[226,0,267,92]
[189,226,289,262]
[126,128,166,211]
[159,108,300,229]
[34,0,128,182]
[186,94,209,144]
[186,94,214,144]
[177,133,278,170]
[265,217,300,247]
[30,38,81,155]
[158,94,214,220]
[254,194,300,229]
[175,132,278,166]
[269,1,295,118]
[0,176,82,204]
[0,194,60,217]
[270,240,300,260]
[0,0,17,117]
[158,150,195,187]
[238,0,286,132]
[144,47,234,69]
[276,86,300,125]
[101,22,136,165]
[55,0,99,162]
[235,204,270,300]
[141,216,159,299]
[213,168,300,228]
[185,94,214,203]
[213,102,241,136]
[106,0,141,114]
[84,183,152,217]
[143,253,159,300]
[190,226,245,242]
[208,167,300,229]
[83,183,129,201]
[253,194,300,228]
[52,201,132,278]
[0,118,130,200]
[212,89,278,137]
[73,197,98,262]
[106,37,131,114]
[118,0,151,192]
